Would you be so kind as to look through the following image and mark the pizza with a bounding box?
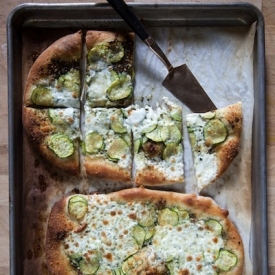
[85,31,135,107]
[46,187,244,275]
[186,102,242,192]
[124,98,184,185]
[83,106,132,182]
[24,31,82,109]
[23,107,81,175]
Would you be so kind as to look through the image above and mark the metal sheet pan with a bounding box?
[7,3,267,275]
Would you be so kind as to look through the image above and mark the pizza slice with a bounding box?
[46,187,244,275]
[85,31,134,108]
[83,106,132,182]
[22,107,81,175]
[125,98,184,185]
[186,102,242,192]
[24,31,82,108]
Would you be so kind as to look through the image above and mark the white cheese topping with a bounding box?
[125,102,184,182]
[63,196,225,275]
[49,108,81,140]
[86,67,112,102]
[84,106,132,169]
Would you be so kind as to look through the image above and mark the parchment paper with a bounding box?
[22,24,256,274]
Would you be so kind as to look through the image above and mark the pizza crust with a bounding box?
[84,156,131,182]
[23,107,80,175]
[24,31,83,107]
[46,187,244,275]
[186,102,242,192]
[215,102,242,176]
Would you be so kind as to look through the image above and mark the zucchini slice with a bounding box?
[58,70,80,93]
[69,195,87,204]
[145,126,164,142]
[171,108,182,122]
[69,253,82,268]
[134,138,142,153]
[79,258,100,275]
[144,226,155,242]
[132,225,146,246]
[88,42,124,64]
[172,208,189,222]
[31,86,53,106]
[107,137,129,162]
[68,196,88,220]
[85,132,104,154]
[203,119,227,145]
[205,219,223,235]
[215,249,238,271]
[106,74,132,101]
[200,111,216,120]
[48,134,74,158]
[141,123,157,134]
[110,111,127,134]
[158,208,179,226]
[163,143,183,160]
[166,125,182,145]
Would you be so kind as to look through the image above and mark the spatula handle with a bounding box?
[106,0,149,41]
[107,0,174,72]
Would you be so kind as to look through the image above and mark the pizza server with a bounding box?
[107,0,216,113]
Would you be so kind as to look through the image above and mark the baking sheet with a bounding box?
[7,3,268,275]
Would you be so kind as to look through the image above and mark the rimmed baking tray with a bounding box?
[7,3,267,275]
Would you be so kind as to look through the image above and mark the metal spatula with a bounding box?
[107,0,216,112]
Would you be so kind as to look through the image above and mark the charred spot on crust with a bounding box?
[155,198,166,210]
[55,230,67,240]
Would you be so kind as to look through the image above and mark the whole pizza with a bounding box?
[46,188,244,275]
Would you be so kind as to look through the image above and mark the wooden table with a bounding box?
[0,0,274,274]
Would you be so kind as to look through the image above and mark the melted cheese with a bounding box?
[49,108,81,140]
[186,114,218,190]
[86,67,112,102]
[84,106,132,169]
[125,102,184,181]
[63,196,226,275]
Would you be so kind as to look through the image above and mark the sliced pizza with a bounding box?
[186,102,242,192]
[22,107,81,175]
[125,98,184,185]
[46,187,244,275]
[83,106,132,182]
[85,31,135,108]
[24,31,82,108]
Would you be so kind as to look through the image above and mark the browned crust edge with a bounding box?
[24,30,83,106]
[22,107,80,175]
[84,156,131,182]
[215,102,243,176]
[85,30,134,50]
[46,188,244,275]
[135,166,184,186]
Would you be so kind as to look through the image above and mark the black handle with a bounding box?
[106,0,149,41]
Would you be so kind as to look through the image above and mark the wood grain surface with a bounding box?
[0,0,274,274]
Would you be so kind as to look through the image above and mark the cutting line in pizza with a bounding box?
[22,30,242,190]
[46,188,244,275]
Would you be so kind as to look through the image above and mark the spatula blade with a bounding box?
[162,64,216,113]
